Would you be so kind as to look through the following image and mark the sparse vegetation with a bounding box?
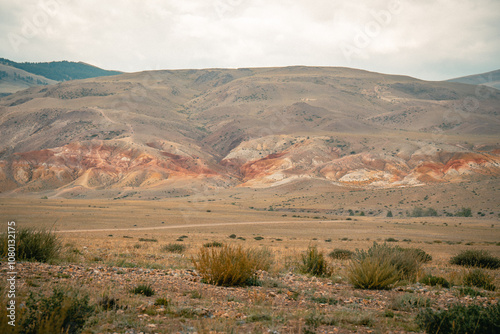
[450,249,500,269]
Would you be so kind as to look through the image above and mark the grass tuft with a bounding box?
[192,244,272,286]
[130,284,155,296]
[0,227,61,263]
[300,246,333,277]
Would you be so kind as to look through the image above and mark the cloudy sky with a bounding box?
[1,0,499,80]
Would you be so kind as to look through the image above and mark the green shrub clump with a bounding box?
[130,284,155,296]
[162,243,186,253]
[300,246,333,277]
[416,303,500,334]
[419,274,451,288]
[192,244,272,286]
[0,227,61,263]
[348,243,430,290]
[203,241,223,248]
[450,249,500,269]
[328,248,353,260]
[463,269,496,291]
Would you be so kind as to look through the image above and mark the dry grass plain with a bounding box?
[1,193,499,333]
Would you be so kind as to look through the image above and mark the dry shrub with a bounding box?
[192,244,272,286]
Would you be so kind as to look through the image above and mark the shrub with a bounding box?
[203,241,223,248]
[0,227,61,263]
[450,249,500,269]
[385,237,398,242]
[0,287,93,334]
[138,238,157,242]
[455,207,472,217]
[390,293,433,311]
[192,244,272,286]
[300,246,333,277]
[130,284,155,296]
[416,303,500,334]
[328,248,353,260]
[162,243,186,253]
[419,274,450,288]
[228,234,237,239]
[463,269,496,291]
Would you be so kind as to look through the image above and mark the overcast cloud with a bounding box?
[0,0,499,80]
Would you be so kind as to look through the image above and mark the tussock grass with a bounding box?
[0,227,61,263]
[300,246,333,277]
[348,242,429,289]
[192,244,272,286]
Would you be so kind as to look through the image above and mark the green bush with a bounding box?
[300,246,333,277]
[455,207,472,217]
[130,284,155,296]
[0,287,94,334]
[463,269,496,291]
[450,249,500,269]
[416,303,500,334]
[192,244,272,286]
[328,248,353,260]
[203,241,223,248]
[419,274,451,288]
[0,227,61,263]
[162,243,186,253]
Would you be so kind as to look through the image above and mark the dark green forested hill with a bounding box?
[0,58,122,81]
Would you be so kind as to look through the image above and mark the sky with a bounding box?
[0,0,499,81]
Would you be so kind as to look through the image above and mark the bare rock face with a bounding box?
[0,66,499,195]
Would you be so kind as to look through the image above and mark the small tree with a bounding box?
[387,210,393,217]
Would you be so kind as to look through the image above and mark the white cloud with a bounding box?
[0,0,498,80]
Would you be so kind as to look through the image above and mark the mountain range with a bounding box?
[0,64,499,198]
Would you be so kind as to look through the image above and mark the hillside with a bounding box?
[447,69,500,90]
[0,66,499,198]
[0,58,122,95]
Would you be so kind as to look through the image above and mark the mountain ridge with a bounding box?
[0,66,498,197]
